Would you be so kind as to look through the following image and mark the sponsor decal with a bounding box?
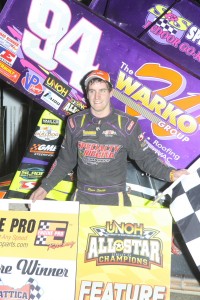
[116,69,196,141]
[41,87,64,110]
[29,144,57,156]
[0,61,20,83]
[78,141,122,165]
[0,281,31,299]
[42,118,60,125]
[20,181,37,189]
[44,73,71,99]
[85,220,162,268]
[62,98,87,115]
[102,130,117,137]
[21,72,43,95]
[20,167,45,180]
[35,220,68,247]
[0,45,17,66]
[34,126,59,141]
[144,4,200,63]
[127,120,135,132]
[69,118,75,129]
[144,5,191,46]
[0,28,20,53]
[83,130,96,137]
[0,278,44,300]
[35,220,75,251]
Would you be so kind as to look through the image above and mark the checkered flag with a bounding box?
[27,278,44,300]
[158,157,200,272]
[169,167,200,271]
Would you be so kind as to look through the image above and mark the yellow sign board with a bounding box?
[0,200,172,300]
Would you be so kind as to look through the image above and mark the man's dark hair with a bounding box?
[86,78,113,93]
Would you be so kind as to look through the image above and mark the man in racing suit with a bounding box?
[30,70,188,205]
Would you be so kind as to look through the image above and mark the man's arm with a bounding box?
[128,120,189,182]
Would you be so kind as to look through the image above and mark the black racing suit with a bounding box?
[41,108,173,205]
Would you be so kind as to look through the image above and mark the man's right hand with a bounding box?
[29,187,47,202]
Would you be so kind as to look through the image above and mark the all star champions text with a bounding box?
[79,281,167,300]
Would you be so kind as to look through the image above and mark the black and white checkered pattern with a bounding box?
[38,221,50,230]
[143,230,157,239]
[170,168,200,271]
[157,18,177,35]
[35,221,50,245]
[93,227,107,236]
[35,235,47,245]
[27,278,44,300]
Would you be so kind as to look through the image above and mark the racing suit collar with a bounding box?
[89,106,115,124]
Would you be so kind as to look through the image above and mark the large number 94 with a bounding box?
[22,0,102,90]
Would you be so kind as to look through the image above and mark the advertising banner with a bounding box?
[76,204,172,300]
[0,201,79,300]
[0,200,172,300]
[139,0,200,79]
[0,0,199,171]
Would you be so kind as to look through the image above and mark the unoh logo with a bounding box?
[21,72,43,95]
[20,167,45,180]
[144,4,192,45]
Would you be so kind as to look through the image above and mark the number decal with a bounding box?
[55,18,101,89]
[22,0,70,70]
[22,0,102,90]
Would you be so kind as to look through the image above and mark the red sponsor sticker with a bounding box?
[69,117,75,129]
[0,284,30,299]
[0,61,20,83]
[127,120,135,132]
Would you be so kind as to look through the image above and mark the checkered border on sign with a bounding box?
[35,221,50,245]
[35,235,47,245]
[27,278,44,300]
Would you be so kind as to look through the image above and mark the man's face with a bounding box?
[87,80,113,118]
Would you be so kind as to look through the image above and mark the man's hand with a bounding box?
[172,169,189,181]
[29,187,47,202]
